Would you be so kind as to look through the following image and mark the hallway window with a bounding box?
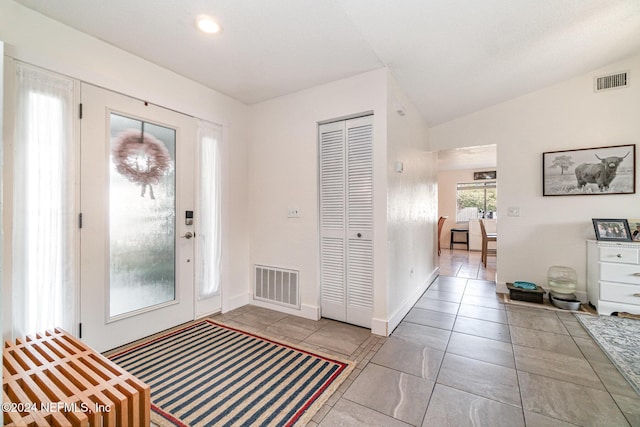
[12,63,77,337]
[456,181,497,222]
[195,120,221,300]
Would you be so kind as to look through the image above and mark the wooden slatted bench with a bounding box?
[3,328,150,427]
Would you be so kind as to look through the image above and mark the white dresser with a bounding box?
[587,240,640,315]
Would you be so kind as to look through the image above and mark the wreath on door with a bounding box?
[112,129,171,199]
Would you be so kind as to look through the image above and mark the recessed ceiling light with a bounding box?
[196,15,222,34]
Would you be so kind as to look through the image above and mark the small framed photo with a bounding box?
[592,218,632,241]
[474,171,496,180]
[629,219,640,241]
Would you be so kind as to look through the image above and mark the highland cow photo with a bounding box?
[543,144,635,196]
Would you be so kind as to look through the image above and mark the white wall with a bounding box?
[247,69,388,321]
[430,52,640,300]
[1,1,251,334]
[247,69,435,335]
[384,73,436,334]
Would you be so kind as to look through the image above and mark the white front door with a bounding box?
[80,84,196,352]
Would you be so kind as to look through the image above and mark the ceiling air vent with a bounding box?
[594,72,628,92]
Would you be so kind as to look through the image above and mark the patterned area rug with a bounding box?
[575,314,640,395]
[109,320,353,426]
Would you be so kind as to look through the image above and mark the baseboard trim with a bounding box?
[225,292,250,313]
[496,281,508,294]
[372,268,440,337]
[250,300,320,321]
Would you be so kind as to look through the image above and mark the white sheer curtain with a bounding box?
[196,120,222,299]
[12,63,77,337]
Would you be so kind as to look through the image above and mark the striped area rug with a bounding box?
[108,320,353,427]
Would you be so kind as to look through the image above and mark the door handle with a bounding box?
[180,231,194,239]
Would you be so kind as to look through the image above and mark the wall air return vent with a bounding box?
[594,72,628,92]
[254,265,300,309]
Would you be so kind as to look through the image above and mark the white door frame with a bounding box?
[80,83,197,352]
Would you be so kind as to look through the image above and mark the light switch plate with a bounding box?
[287,207,300,218]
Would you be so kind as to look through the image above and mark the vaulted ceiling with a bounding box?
[13,0,640,126]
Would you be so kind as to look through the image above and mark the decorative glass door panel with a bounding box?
[80,83,195,352]
[109,113,176,317]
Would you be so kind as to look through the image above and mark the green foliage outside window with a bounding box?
[456,182,497,221]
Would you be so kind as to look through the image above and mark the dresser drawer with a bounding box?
[600,281,640,305]
[600,246,639,264]
[600,263,640,285]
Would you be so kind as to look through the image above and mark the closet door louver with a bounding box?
[319,121,347,321]
[345,118,373,327]
[319,115,373,328]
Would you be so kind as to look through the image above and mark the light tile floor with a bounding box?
[438,248,496,280]
[210,253,640,426]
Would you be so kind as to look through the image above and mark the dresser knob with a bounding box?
[633,273,640,277]
[634,293,640,297]
[616,254,622,258]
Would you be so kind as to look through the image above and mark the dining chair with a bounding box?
[479,219,497,267]
[437,216,448,256]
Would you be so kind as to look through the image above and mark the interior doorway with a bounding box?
[436,145,497,279]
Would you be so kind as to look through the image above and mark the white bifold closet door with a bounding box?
[319,115,373,328]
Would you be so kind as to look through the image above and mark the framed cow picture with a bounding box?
[542,144,635,196]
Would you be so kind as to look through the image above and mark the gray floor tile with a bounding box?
[393,321,451,351]
[557,311,580,321]
[431,276,468,287]
[507,310,569,335]
[403,308,456,330]
[436,353,521,407]
[518,371,630,426]
[343,363,434,426]
[215,318,262,333]
[425,289,463,303]
[572,336,611,363]
[422,384,525,427]
[229,307,290,329]
[372,336,444,380]
[437,265,461,276]
[524,411,580,427]
[319,399,412,427]
[513,345,605,390]
[428,281,467,295]
[453,316,511,342]
[561,320,590,338]
[456,268,480,279]
[463,280,499,298]
[305,322,371,356]
[466,278,497,286]
[612,394,640,427]
[590,360,640,399]
[505,304,559,318]
[461,293,504,309]
[265,316,329,341]
[413,298,460,315]
[447,332,515,368]
[509,326,583,358]
[458,304,508,324]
